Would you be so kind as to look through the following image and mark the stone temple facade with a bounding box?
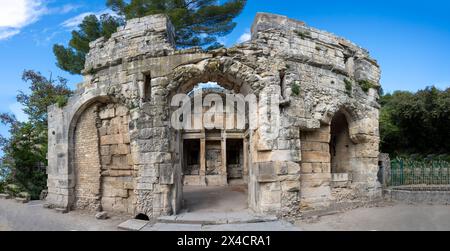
[46,13,382,218]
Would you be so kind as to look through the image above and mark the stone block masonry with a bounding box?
[46,12,381,218]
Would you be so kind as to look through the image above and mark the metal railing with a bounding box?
[391,158,450,186]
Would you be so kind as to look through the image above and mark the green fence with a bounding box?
[391,158,450,186]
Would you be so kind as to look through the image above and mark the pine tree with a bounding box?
[53,14,124,75]
[54,0,246,75]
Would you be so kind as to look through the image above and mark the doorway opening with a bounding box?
[227,139,245,185]
[179,82,249,213]
[330,110,355,187]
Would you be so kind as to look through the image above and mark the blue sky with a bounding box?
[0,0,449,146]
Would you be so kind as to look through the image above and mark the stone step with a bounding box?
[54,208,68,214]
[0,193,11,199]
[118,219,150,231]
[15,197,29,204]
[157,211,278,225]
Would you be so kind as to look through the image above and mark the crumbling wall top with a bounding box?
[84,14,176,74]
[251,12,375,60]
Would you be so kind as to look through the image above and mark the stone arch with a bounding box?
[68,94,136,214]
[166,57,265,98]
[156,57,271,214]
[320,103,369,144]
[329,109,355,175]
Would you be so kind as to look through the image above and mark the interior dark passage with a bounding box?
[227,139,244,183]
[330,111,353,174]
[181,138,248,213]
[183,139,200,176]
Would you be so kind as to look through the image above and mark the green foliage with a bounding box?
[0,160,11,193]
[56,95,69,108]
[107,0,246,48]
[291,82,300,96]
[344,78,353,95]
[18,191,31,200]
[55,1,246,75]
[53,14,124,75]
[294,30,311,39]
[380,86,450,156]
[358,79,377,93]
[0,70,73,199]
[5,184,23,197]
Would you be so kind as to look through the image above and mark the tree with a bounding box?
[53,14,124,75]
[107,0,247,48]
[54,0,247,75]
[380,86,450,156]
[0,71,73,199]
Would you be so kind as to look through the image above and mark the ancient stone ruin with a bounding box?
[46,13,382,218]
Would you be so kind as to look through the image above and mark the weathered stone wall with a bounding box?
[46,12,382,218]
[73,105,101,211]
[97,104,135,214]
[71,102,136,214]
[300,126,332,210]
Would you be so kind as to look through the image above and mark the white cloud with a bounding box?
[237,31,251,44]
[62,10,117,29]
[0,0,47,40]
[0,29,20,40]
[0,1,81,41]
[58,4,82,14]
[9,103,28,123]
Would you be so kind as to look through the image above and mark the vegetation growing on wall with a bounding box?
[291,81,300,96]
[294,30,311,39]
[358,79,378,93]
[344,78,353,95]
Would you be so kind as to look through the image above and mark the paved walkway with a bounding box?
[1,198,450,231]
[183,185,248,213]
[0,199,126,231]
[294,202,450,231]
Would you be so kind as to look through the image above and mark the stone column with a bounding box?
[200,137,206,185]
[221,131,228,185]
[243,138,249,182]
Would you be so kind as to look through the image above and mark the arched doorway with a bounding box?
[172,82,252,213]
[72,101,136,214]
[329,110,355,188]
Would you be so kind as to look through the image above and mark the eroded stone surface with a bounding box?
[46,13,381,219]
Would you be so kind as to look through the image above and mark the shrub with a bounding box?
[291,82,300,96]
[18,192,31,200]
[344,78,353,95]
[294,30,312,39]
[5,184,22,197]
[56,95,69,108]
[358,79,377,93]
